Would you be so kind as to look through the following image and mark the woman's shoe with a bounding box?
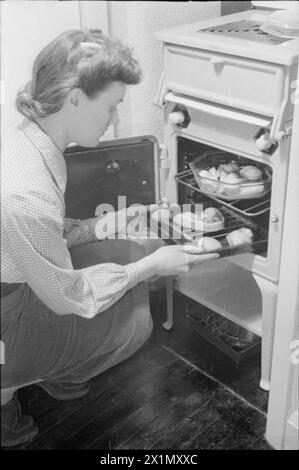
[1,393,38,447]
[37,380,90,400]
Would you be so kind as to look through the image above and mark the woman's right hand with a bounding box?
[134,244,220,281]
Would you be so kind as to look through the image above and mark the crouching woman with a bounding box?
[1,28,217,447]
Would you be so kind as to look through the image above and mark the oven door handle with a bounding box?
[165,92,272,128]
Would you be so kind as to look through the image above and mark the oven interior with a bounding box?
[168,136,273,258]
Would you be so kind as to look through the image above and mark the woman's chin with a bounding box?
[87,137,101,148]
[77,134,103,148]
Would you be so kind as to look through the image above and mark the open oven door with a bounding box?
[64,136,160,220]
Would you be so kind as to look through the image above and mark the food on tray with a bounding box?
[199,170,212,179]
[200,207,225,232]
[173,212,203,231]
[171,208,224,233]
[223,172,243,184]
[198,161,263,186]
[226,228,254,247]
[199,168,218,181]
[218,160,240,173]
[151,208,171,222]
[208,166,218,181]
[201,207,222,222]
[199,180,220,194]
[194,158,267,199]
[195,237,222,252]
[219,170,229,182]
[239,165,262,181]
[218,171,243,196]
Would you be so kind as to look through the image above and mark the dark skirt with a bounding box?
[1,240,153,389]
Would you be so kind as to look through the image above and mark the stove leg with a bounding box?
[163,276,174,330]
[253,274,278,392]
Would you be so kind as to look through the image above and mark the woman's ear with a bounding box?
[67,88,84,111]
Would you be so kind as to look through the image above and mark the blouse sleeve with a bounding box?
[2,190,140,318]
[64,217,82,233]
[63,216,105,249]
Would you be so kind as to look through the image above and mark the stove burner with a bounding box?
[198,20,292,45]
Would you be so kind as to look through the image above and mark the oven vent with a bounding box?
[198,20,291,45]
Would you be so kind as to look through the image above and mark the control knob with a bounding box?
[168,105,191,128]
[256,133,273,151]
[169,111,185,126]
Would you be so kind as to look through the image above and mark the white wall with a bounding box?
[1,1,80,136]
[108,1,221,142]
[0,0,112,139]
[1,1,221,143]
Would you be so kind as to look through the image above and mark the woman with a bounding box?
[1,29,218,447]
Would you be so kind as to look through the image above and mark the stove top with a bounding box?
[199,19,291,46]
[156,11,299,65]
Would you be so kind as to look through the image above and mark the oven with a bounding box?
[153,7,298,391]
[64,6,298,392]
[161,93,291,283]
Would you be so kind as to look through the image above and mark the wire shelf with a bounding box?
[174,169,271,217]
[194,314,258,351]
[149,201,268,259]
[186,310,261,363]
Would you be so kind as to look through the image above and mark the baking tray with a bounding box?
[189,150,272,201]
[186,309,261,364]
[148,202,268,259]
[174,169,271,217]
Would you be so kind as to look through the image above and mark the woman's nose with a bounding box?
[110,110,119,126]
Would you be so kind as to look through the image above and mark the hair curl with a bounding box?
[16,29,142,119]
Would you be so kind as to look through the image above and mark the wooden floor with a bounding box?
[15,290,272,450]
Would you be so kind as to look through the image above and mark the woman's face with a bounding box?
[68,81,126,147]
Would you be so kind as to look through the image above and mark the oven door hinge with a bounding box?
[153,73,168,109]
[158,143,171,202]
[159,143,171,170]
[276,123,293,142]
[255,122,293,153]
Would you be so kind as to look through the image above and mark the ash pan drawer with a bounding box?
[164,45,284,117]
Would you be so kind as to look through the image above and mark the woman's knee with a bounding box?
[131,308,153,351]
[119,318,153,368]
[144,313,154,342]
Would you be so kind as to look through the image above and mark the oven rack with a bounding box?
[180,205,262,239]
[174,169,271,217]
[186,311,261,364]
[149,203,268,259]
[187,312,260,351]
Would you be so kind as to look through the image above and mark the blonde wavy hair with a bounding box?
[16,29,142,119]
